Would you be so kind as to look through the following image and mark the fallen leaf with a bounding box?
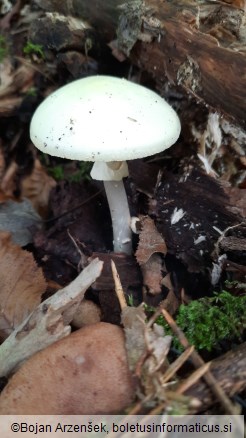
[0,232,46,340]
[0,96,23,116]
[0,160,18,198]
[21,159,57,216]
[0,257,103,377]
[135,216,167,265]
[121,305,147,371]
[0,58,13,95]
[141,253,163,295]
[144,323,172,374]
[0,60,35,99]
[0,56,35,118]
[122,305,172,399]
[221,0,246,8]
[0,198,42,246]
[0,149,21,203]
[122,305,172,372]
[135,217,167,295]
[224,186,246,218]
[161,273,180,315]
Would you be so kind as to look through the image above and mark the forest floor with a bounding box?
[0,0,245,418]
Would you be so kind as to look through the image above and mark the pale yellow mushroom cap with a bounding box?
[30,75,181,163]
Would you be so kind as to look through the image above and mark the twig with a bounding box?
[0,258,103,377]
[176,362,211,395]
[161,308,238,415]
[161,345,194,384]
[111,259,127,310]
[67,229,88,270]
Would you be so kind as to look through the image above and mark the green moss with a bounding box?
[47,162,92,182]
[68,162,92,182]
[48,165,64,181]
[154,290,246,352]
[23,41,45,59]
[127,294,134,307]
[0,35,8,62]
[25,87,38,97]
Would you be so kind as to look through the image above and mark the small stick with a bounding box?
[161,345,195,384]
[161,308,238,415]
[176,362,211,395]
[0,258,103,377]
[111,259,127,310]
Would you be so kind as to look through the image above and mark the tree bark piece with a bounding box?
[38,0,246,128]
[130,0,246,128]
[186,342,246,411]
[0,258,103,377]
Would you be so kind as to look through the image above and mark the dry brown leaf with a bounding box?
[0,258,103,377]
[0,155,17,198]
[161,273,180,315]
[122,305,172,401]
[0,58,13,95]
[121,305,147,371]
[144,323,172,375]
[0,58,34,117]
[0,147,16,202]
[221,0,246,8]
[224,186,246,218]
[21,159,56,216]
[136,217,167,295]
[135,216,167,265]
[0,96,23,116]
[0,191,12,203]
[0,58,23,117]
[0,60,35,99]
[122,305,172,373]
[141,253,163,295]
[0,145,7,193]
[0,232,46,340]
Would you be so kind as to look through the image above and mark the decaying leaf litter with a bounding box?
[0,0,245,416]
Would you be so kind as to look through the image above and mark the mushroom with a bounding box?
[30,75,181,254]
[0,322,134,414]
[72,299,101,328]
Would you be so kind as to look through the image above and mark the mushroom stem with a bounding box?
[103,180,132,255]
